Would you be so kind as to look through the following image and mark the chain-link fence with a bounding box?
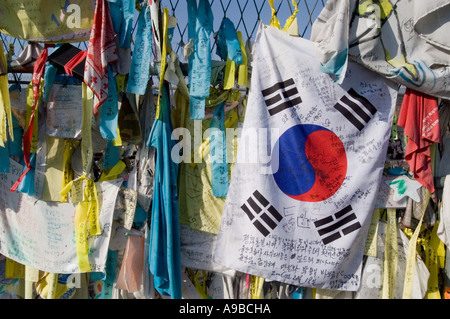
[167,0,326,56]
[0,0,326,85]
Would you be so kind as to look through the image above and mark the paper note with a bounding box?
[121,187,137,230]
[46,84,83,139]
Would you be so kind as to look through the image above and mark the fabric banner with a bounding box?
[0,0,94,43]
[84,0,118,114]
[187,0,214,120]
[311,0,450,99]
[147,82,181,299]
[213,24,398,291]
[46,83,83,139]
[126,5,153,95]
[179,225,236,277]
[0,158,122,274]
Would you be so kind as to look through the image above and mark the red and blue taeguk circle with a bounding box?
[272,124,347,202]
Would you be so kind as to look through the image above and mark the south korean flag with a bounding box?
[213,24,398,292]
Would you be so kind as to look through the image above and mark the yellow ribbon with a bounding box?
[26,80,42,153]
[250,275,265,299]
[24,266,39,299]
[156,7,169,119]
[223,31,248,90]
[189,269,211,299]
[282,0,299,33]
[72,178,101,272]
[112,125,122,147]
[402,211,425,299]
[113,76,124,147]
[420,221,445,299]
[365,209,381,257]
[35,272,73,299]
[85,178,101,237]
[237,31,248,88]
[62,83,102,272]
[81,83,93,176]
[382,208,398,299]
[116,74,126,94]
[70,83,102,271]
[0,41,12,147]
[41,273,58,299]
[268,0,299,32]
[224,57,236,90]
[5,258,25,279]
[268,0,281,29]
[74,198,92,272]
[60,174,86,204]
[61,139,80,202]
[99,159,127,182]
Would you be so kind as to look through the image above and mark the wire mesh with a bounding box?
[168,0,326,57]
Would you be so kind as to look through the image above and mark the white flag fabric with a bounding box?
[310,0,450,99]
[213,24,398,291]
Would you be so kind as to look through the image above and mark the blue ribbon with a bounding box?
[134,203,148,225]
[100,66,119,140]
[209,102,229,197]
[292,287,303,299]
[42,62,58,103]
[103,139,119,169]
[216,17,243,65]
[126,5,153,95]
[0,111,23,173]
[146,82,181,299]
[17,153,36,196]
[107,0,134,48]
[0,145,9,173]
[187,0,214,120]
[100,250,119,299]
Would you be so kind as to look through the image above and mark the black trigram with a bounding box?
[262,78,302,116]
[334,88,377,131]
[241,190,283,237]
[314,205,361,245]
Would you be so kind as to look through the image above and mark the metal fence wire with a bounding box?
[168,0,327,54]
[0,0,326,84]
